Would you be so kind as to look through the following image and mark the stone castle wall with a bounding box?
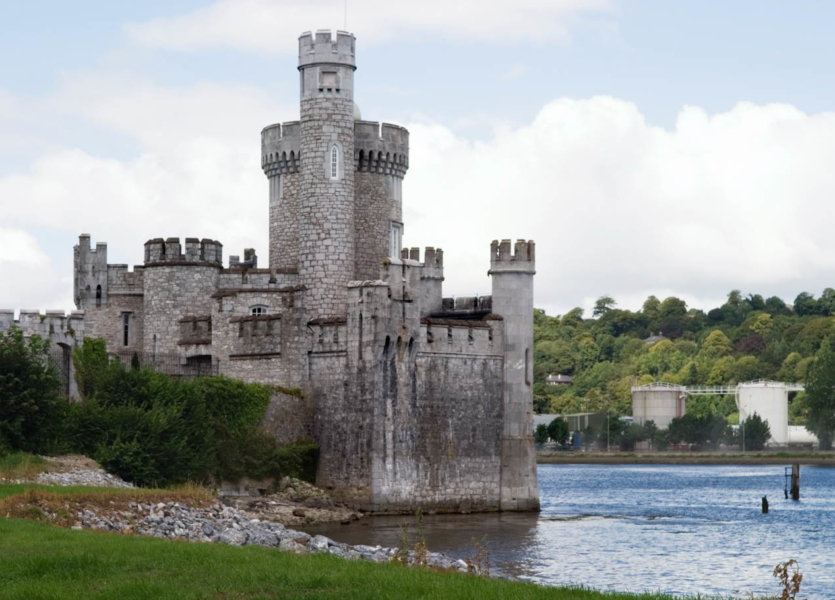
[354,171,393,280]
[142,265,220,355]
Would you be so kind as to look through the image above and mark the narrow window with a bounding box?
[95,285,102,308]
[389,222,403,258]
[122,313,130,347]
[330,146,339,179]
[525,347,531,385]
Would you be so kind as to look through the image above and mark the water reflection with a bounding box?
[304,465,835,598]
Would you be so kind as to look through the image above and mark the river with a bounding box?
[304,464,835,599]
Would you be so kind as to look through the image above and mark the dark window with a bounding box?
[123,313,130,346]
[95,285,102,308]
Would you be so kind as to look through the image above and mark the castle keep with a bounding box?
[3,31,539,513]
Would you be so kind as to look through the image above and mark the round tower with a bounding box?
[298,30,357,318]
[262,122,300,272]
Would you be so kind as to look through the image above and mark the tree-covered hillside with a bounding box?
[534,290,835,423]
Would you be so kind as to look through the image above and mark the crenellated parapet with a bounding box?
[354,121,409,177]
[299,30,356,70]
[261,121,301,177]
[144,237,223,266]
[0,309,85,346]
[489,239,535,274]
[261,120,408,177]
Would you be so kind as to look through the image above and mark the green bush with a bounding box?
[68,338,318,487]
[534,424,549,445]
[0,327,65,454]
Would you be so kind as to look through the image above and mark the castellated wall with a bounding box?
[141,238,222,355]
[311,260,507,513]
[0,309,86,399]
[211,278,306,388]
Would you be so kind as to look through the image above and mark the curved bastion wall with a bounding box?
[142,238,222,355]
[261,120,409,279]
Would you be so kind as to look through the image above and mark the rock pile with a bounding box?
[65,500,468,572]
[37,469,134,489]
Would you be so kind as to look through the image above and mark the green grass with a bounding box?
[0,452,48,481]
[0,516,710,600]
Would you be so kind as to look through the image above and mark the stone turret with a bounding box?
[490,239,540,511]
[298,30,357,318]
[74,234,108,310]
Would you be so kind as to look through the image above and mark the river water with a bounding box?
[305,465,835,598]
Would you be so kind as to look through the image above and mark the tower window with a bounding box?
[122,313,130,347]
[250,305,268,316]
[331,146,339,179]
[95,285,102,308]
[389,222,403,258]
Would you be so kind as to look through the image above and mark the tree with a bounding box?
[547,417,570,445]
[764,296,790,316]
[737,414,771,451]
[702,330,732,355]
[534,424,549,445]
[804,341,835,450]
[0,327,64,453]
[593,296,617,318]
[642,296,661,328]
[793,292,820,316]
[618,423,648,451]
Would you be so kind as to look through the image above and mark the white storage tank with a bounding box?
[736,381,789,446]
[631,383,686,429]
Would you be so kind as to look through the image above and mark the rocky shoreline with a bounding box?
[58,499,469,572]
[3,460,470,574]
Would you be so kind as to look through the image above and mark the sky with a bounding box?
[3,0,835,317]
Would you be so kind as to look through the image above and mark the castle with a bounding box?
[2,30,539,513]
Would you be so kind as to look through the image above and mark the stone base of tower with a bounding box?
[500,436,541,512]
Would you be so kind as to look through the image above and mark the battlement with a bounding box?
[229,248,258,269]
[261,121,301,177]
[489,239,535,273]
[0,309,85,342]
[400,247,444,270]
[354,121,409,176]
[299,30,356,69]
[144,237,223,266]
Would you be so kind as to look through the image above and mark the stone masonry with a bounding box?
[2,29,545,514]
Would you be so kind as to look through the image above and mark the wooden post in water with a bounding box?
[791,464,800,501]
[762,495,769,514]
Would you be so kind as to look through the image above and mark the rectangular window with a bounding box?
[122,313,130,347]
[331,147,339,179]
[389,222,403,258]
[269,175,282,206]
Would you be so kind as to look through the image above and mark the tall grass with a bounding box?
[0,452,48,482]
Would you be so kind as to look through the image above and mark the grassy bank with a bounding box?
[0,452,48,481]
[538,451,835,465]
[0,486,708,600]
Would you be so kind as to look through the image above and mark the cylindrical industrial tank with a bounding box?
[631,383,686,430]
[736,381,789,446]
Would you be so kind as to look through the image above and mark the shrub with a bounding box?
[0,327,65,454]
[534,424,549,444]
[547,417,570,445]
[733,413,771,451]
[68,338,315,487]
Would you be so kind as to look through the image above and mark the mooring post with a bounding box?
[791,464,800,501]
[762,495,769,514]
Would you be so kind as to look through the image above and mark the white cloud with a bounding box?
[4,76,835,318]
[0,228,66,310]
[404,99,835,315]
[125,0,613,53]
